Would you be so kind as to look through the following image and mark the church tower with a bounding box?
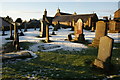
[57,8,60,13]
[43,9,47,21]
[44,9,47,16]
[73,12,77,15]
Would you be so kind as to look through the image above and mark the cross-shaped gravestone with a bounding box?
[93,36,113,70]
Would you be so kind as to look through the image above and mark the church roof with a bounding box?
[0,17,11,27]
[54,12,72,17]
[53,13,98,23]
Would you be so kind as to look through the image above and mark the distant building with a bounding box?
[114,8,120,21]
[52,8,98,29]
[54,8,72,17]
[23,19,41,29]
[108,20,120,33]
[108,9,120,33]
[0,17,13,31]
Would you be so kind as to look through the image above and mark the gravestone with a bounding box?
[54,21,60,31]
[2,26,5,36]
[74,19,85,42]
[13,23,20,50]
[45,24,49,43]
[51,31,56,35]
[68,34,72,41]
[71,19,75,31]
[10,24,14,40]
[91,22,95,32]
[89,21,107,47]
[40,20,46,37]
[93,36,113,70]
[24,23,27,32]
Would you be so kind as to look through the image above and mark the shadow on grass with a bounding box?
[2,42,36,54]
[2,43,120,79]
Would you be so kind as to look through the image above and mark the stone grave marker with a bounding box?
[89,21,107,47]
[68,34,72,41]
[40,20,46,37]
[10,24,14,40]
[2,26,5,36]
[45,24,49,43]
[74,19,85,42]
[24,23,28,32]
[93,36,113,70]
[13,23,20,50]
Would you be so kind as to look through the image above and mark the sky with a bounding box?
[0,1,119,21]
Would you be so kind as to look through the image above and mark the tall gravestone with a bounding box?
[74,19,85,43]
[93,36,113,70]
[45,24,49,43]
[71,19,75,31]
[40,9,47,37]
[40,20,46,37]
[24,23,27,32]
[89,21,107,47]
[13,23,20,50]
[2,26,5,36]
[10,24,13,40]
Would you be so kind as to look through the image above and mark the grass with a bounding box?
[2,42,36,53]
[19,42,36,50]
[2,43,120,79]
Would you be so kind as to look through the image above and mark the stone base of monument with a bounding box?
[45,40,50,43]
[77,34,85,43]
[94,59,104,69]
[93,59,112,71]
[68,34,72,41]
[108,30,120,33]
[40,32,46,38]
[2,34,7,36]
[89,38,100,47]
[19,32,24,36]
[51,31,56,35]
[10,36,14,40]
[24,29,27,32]
[71,34,85,43]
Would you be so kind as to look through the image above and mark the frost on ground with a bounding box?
[1,26,120,52]
[1,50,37,60]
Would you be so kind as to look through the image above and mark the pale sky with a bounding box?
[0,1,119,21]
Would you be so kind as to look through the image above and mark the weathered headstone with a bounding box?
[93,36,113,70]
[19,31,24,36]
[71,19,75,31]
[68,34,72,41]
[45,24,49,43]
[13,23,20,50]
[89,21,107,47]
[10,24,14,40]
[24,23,27,32]
[51,31,56,35]
[56,21,60,29]
[40,20,46,37]
[2,26,5,36]
[91,26,95,32]
[91,22,95,32]
[54,21,60,31]
[74,19,85,42]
